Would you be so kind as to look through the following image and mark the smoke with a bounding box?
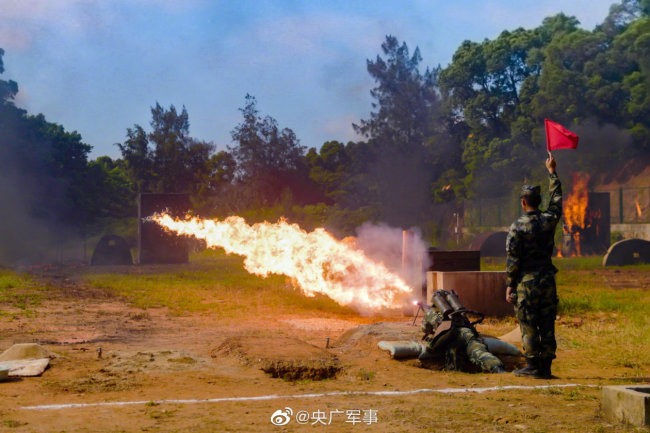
[0,159,82,266]
[369,149,436,229]
[570,120,633,184]
[354,221,429,293]
[0,113,85,267]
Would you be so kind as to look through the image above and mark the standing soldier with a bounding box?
[505,155,562,378]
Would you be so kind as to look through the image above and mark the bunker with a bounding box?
[469,231,507,257]
[603,238,650,266]
[90,234,133,266]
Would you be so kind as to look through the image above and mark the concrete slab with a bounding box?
[602,385,650,426]
[426,271,513,317]
[0,359,49,377]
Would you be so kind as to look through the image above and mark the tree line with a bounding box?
[1,0,649,261]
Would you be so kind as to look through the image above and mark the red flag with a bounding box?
[545,118,579,151]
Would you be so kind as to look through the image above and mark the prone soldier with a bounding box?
[419,290,506,373]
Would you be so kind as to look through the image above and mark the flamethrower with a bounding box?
[413,289,485,330]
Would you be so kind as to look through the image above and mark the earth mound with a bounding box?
[333,321,421,353]
[0,343,56,361]
[212,336,341,381]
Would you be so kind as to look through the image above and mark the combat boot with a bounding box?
[513,358,543,378]
[538,358,553,379]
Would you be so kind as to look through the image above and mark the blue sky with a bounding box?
[1,0,616,158]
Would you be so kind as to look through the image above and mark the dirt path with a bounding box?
[0,273,647,432]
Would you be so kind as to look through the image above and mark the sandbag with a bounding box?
[497,327,522,346]
[377,340,426,359]
[484,337,522,356]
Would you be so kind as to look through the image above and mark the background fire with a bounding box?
[561,172,610,256]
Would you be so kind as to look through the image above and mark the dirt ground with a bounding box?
[0,266,648,432]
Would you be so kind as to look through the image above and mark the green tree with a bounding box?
[192,150,237,214]
[117,125,153,193]
[353,35,441,150]
[305,140,380,208]
[85,157,136,219]
[440,14,582,196]
[229,94,308,206]
[117,103,218,195]
[0,48,17,105]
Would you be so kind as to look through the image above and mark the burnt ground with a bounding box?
[0,266,648,432]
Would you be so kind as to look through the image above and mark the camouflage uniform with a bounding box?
[421,310,505,373]
[506,172,562,363]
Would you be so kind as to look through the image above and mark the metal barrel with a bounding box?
[431,291,453,316]
[446,291,465,312]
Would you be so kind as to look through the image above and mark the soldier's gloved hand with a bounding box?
[506,286,516,304]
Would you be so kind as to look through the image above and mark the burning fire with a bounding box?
[563,172,590,256]
[635,198,642,218]
[151,214,412,311]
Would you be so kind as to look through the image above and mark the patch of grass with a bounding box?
[147,408,176,420]
[0,269,46,318]
[536,387,561,396]
[81,249,357,317]
[561,389,598,401]
[480,257,506,271]
[1,419,27,428]
[168,356,196,364]
[128,311,150,321]
[481,257,650,371]
[357,368,376,381]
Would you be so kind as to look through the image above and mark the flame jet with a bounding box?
[152,213,413,311]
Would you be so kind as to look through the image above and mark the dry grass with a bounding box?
[482,256,650,375]
[80,249,357,317]
[0,268,45,319]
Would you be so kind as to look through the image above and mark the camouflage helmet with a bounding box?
[520,185,541,199]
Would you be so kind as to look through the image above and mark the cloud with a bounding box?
[0,26,32,51]
[0,0,205,51]
[0,0,102,51]
[13,85,29,106]
[232,12,385,66]
[451,0,614,31]
[320,114,364,143]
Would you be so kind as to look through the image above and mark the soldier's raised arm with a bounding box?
[545,154,562,222]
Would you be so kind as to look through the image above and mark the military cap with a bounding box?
[520,185,541,198]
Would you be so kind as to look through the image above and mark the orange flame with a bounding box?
[635,199,642,218]
[152,214,412,311]
[563,172,590,256]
